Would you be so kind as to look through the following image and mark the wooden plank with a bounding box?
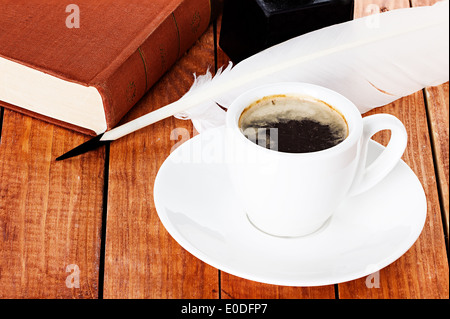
[0,111,105,298]
[103,25,219,299]
[221,275,336,299]
[412,0,449,247]
[215,14,336,300]
[424,84,449,241]
[411,0,443,6]
[337,0,449,299]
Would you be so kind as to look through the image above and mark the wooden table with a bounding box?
[0,0,448,299]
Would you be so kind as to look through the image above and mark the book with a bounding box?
[0,0,215,135]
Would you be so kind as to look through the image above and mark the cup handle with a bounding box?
[348,114,407,197]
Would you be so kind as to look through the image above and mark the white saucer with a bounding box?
[153,127,426,286]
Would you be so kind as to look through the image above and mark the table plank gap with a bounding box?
[212,17,223,299]
[0,107,4,142]
[97,142,111,299]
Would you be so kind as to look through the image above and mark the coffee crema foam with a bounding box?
[239,94,349,153]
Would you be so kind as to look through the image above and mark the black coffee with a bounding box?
[239,95,348,153]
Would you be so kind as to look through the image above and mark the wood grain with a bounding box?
[0,111,105,298]
[103,25,219,299]
[337,0,449,299]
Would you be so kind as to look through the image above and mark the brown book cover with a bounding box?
[0,0,214,135]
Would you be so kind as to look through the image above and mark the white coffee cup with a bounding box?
[225,82,407,237]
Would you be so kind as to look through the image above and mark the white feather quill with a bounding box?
[101,0,448,141]
[175,0,449,133]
